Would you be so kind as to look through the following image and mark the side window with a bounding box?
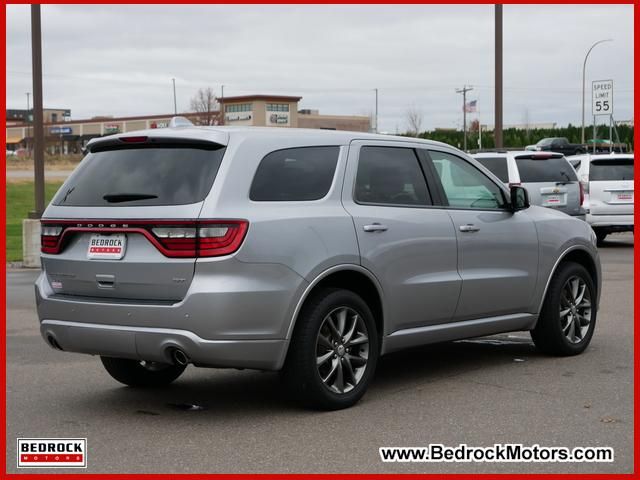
[250,146,339,201]
[474,156,509,183]
[428,150,507,209]
[355,146,431,206]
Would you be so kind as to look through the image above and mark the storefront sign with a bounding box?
[104,125,120,134]
[226,113,252,122]
[268,113,289,125]
[50,126,73,135]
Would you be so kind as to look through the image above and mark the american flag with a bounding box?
[464,100,477,113]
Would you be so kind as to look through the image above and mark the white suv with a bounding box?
[472,151,586,220]
[568,153,634,245]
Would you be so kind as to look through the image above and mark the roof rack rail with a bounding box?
[468,148,526,154]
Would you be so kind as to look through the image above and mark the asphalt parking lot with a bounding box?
[6,233,634,474]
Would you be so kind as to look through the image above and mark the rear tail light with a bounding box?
[41,225,63,254]
[579,182,585,206]
[580,174,590,194]
[40,220,248,258]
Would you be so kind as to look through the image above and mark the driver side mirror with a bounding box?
[510,185,530,211]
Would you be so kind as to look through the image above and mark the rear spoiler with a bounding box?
[86,136,225,153]
[514,152,564,160]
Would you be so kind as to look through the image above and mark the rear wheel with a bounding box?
[100,357,186,387]
[283,288,379,410]
[531,262,596,356]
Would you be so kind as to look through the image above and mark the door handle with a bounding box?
[363,223,388,233]
[459,224,480,233]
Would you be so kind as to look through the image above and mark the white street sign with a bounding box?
[592,79,614,116]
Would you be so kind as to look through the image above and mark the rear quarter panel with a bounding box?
[526,206,601,313]
[199,135,360,337]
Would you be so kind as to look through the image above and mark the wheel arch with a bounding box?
[285,265,385,346]
[537,246,599,316]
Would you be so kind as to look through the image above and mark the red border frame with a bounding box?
[2,2,638,478]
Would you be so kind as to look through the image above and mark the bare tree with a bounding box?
[190,87,221,125]
[406,107,423,137]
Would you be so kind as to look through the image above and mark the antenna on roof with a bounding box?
[169,116,193,128]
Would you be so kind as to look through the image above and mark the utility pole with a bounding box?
[494,4,503,148]
[25,92,30,154]
[456,85,473,151]
[172,78,177,115]
[30,4,45,218]
[374,88,379,133]
[220,84,224,125]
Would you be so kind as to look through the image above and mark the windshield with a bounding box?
[590,158,634,181]
[537,138,555,146]
[53,145,225,206]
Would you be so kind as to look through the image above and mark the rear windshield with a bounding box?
[53,145,225,206]
[475,157,509,182]
[590,158,634,181]
[516,157,577,183]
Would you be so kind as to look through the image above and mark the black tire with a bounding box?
[100,357,186,387]
[283,288,379,410]
[531,261,597,356]
[593,228,608,246]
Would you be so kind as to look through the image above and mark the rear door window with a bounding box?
[354,146,431,206]
[589,158,634,181]
[474,156,509,182]
[53,145,225,206]
[250,146,339,201]
[515,156,577,183]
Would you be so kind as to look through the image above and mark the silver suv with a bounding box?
[472,150,586,220]
[36,122,601,410]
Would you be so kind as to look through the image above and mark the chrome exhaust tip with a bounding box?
[171,348,189,366]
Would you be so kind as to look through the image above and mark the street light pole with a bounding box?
[374,88,378,133]
[220,84,224,125]
[172,78,177,115]
[581,39,612,144]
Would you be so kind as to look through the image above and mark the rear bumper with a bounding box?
[35,259,307,370]
[586,213,634,228]
[40,319,288,370]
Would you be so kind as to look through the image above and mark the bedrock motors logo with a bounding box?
[17,438,87,468]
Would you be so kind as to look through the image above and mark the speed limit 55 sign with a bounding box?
[592,79,613,115]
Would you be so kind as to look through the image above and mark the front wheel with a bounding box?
[531,262,597,356]
[100,357,186,387]
[283,288,379,410]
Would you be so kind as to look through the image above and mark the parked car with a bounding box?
[568,153,634,244]
[472,151,586,220]
[6,149,17,157]
[525,137,586,156]
[36,121,601,410]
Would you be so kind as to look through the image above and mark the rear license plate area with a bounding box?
[542,194,565,206]
[87,234,127,260]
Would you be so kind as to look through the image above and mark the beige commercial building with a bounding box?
[6,94,370,155]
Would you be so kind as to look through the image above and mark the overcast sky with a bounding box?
[6,4,634,132]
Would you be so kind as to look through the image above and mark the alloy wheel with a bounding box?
[315,307,369,394]
[559,276,592,344]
